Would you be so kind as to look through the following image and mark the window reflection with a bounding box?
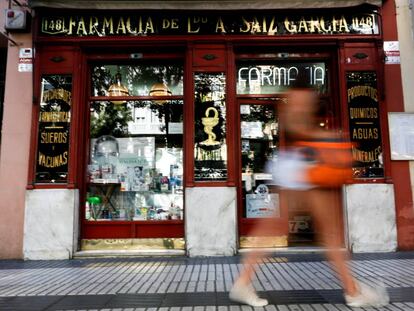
[91,64,183,97]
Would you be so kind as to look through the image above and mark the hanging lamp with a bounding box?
[149,82,172,104]
[108,71,129,105]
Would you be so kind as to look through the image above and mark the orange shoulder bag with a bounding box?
[295,139,354,188]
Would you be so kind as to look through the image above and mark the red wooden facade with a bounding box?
[26,4,414,250]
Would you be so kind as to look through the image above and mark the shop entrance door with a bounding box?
[237,98,345,248]
[237,97,345,248]
[237,98,290,248]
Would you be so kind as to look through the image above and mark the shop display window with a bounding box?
[35,75,72,183]
[194,72,228,181]
[86,62,184,221]
[86,100,183,221]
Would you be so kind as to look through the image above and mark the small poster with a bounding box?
[240,105,251,115]
[246,185,279,218]
[18,48,33,72]
[168,122,183,134]
[383,41,400,64]
[18,57,33,72]
[246,193,279,218]
[388,113,414,160]
[241,121,264,138]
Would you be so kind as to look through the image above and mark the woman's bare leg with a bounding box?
[306,188,358,296]
[234,215,279,285]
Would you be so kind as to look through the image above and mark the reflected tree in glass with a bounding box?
[90,101,132,138]
[92,64,183,97]
[90,64,184,138]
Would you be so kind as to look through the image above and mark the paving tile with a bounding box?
[196,281,207,292]
[176,281,188,293]
[105,293,163,308]
[0,296,60,310]
[206,280,216,292]
[307,304,327,311]
[322,303,345,311]
[165,281,179,293]
[216,292,232,306]
[216,280,226,292]
[393,302,414,311]
[161,292,216,307]
[186,281,197,292]
[45,294,113,310]
[330,304,351,311]
[207,265,216,281]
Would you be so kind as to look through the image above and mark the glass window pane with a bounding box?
[194,72,227,181]
[237,62,328,95]
[91,64,183,97]
[35,75,72,183]
[347,71,384,178]
[240,104,279,218]
[86,100,184,221]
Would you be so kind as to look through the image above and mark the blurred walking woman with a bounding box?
[229,83,389,308]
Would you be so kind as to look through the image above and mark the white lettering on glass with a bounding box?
[238,65,325,91]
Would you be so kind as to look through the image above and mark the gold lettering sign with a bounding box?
[40,132,68,144]
[348,86,378,102]
[39,112,70,123]
[347,72,383,178]
[349,107,378,119]
[38,151,68,168]
[36,76,72,183]
[42,89,72,105]
[40,13,379,37]
[352,128,379,140]
[352,146,382,163]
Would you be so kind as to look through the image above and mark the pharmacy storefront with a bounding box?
[22,0,406,259]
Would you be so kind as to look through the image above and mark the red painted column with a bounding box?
[382,0,414,249]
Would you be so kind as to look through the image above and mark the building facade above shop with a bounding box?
[29,0,383,10]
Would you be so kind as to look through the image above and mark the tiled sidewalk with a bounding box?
[0,252,414,310]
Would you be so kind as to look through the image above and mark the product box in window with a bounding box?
[87,164,100,182]
[116,157,151,191]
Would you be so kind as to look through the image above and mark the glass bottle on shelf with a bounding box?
[160,175,169,192]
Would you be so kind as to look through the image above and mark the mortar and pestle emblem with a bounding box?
[201,107,220,146]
